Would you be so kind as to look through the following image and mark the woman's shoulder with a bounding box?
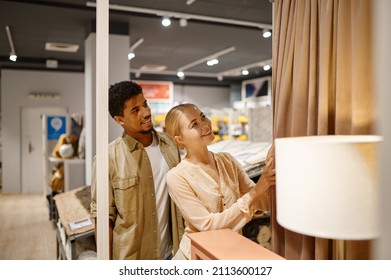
[168,159,194,174]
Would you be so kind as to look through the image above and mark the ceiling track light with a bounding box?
[130,58,272,79]
[218,59,272,77]
[5,25,17,62]
[178,46,235,72]
[128,38,144,60]
[263,29,272,38]
[177,71,185,78]
[161,16,171,27]
[207,58,219,66]
[86,2,272,30]
[9,53,17,62]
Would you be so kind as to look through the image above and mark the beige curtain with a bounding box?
[271,0,374,259]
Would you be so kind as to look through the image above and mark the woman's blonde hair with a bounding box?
[165,103,198,149]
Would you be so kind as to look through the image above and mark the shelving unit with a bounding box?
[54,186,96,260]
[48,156,85,192]
[56,220,95,260]
[45,157,85,222]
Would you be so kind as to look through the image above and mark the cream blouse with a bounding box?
[166,152,265,259]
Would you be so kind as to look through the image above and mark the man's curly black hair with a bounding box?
[108,80,142,118]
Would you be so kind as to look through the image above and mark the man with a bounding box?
[90,80,183,260]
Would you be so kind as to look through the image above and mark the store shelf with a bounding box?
[54,186,96,260]
[56,219,95,260]
[48,156,85,192]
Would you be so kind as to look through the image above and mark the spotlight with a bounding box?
[263,29,272,38]
[6,26,17,62]
[177,71,185,78]
[263,64,271,71]
[9,53,17,62]
[207,58,219,66]
[128,52,135,60]
[241,69,249,75]
[162,16,171,27]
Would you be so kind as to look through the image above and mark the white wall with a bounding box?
[1,69,84,193]
[173,84,232,109]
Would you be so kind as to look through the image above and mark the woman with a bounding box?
[165,103,276,259]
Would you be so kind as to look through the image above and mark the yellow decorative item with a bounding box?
[238,116,248,123]
[211,115,220,122]
[211,115,219,133]
[50,163,64,191]
[154,114,166,124]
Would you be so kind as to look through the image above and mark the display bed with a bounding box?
[208,140,271,179]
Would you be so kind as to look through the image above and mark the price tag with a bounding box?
[68,217,93,231]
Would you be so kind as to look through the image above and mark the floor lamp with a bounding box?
[275,135,382,259]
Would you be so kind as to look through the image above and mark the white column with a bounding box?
[373,0,391,260]
[84,14,129,260]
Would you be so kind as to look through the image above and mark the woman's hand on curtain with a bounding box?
[253,155,276,197]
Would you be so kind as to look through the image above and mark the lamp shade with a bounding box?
[275,135,382,240]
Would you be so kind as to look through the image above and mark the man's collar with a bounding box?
[122,129,166,150]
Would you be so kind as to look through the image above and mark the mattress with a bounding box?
[208,140,271,178]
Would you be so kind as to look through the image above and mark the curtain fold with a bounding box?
[271,0,374,259]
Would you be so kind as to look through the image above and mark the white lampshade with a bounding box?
[275,135,382,240]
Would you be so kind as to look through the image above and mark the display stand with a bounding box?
[42,114,69,197]
[54,185,96,260]
[42,114,86,224]
[48,156,85,192]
